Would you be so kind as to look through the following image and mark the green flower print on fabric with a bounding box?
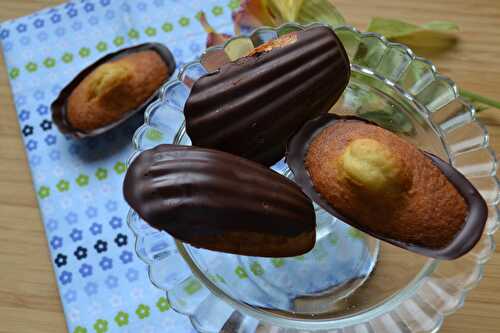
[184,279,202,295]
[62,52,74,64]
[329,233,339,245]
[38,186,50,199]
[162,22,174,32]
[79,47,91,58]
[93,319,108,333]
[208,274,219,283]
[114,162,126,174]
[348,228,364,240]
[113,36,125,47]
[250,261,264,276]
[114,311,129,327]
[156,297,171,312]
[294,255,306,261]
[179,17,190,27]
[9,67,20,79]
[145,27,157,37]
[26,62,38,73]
[56,180,70,192]
[212,6,224,16]
[96,42,108,52]
[235,266,248,279]
[271,258,285,268]
[216,274,226,284]
[95,168,108,180]
[128,29,140,39]
[76,174,89,187]
[73,326,87,333]
[228,0,241,10]
[135,304,150,319]
[145,128,164,141]
[43,57,56,68]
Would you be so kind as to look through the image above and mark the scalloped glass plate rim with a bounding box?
[127,23,499,332]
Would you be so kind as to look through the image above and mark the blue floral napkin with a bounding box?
[0,1,235,332]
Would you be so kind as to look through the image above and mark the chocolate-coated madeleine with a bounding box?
[52,43,175,138]
[287,114,487,259]
[185,26,350,167]
[124,144,316,257]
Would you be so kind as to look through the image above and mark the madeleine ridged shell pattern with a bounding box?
[123,144,316,257]
[184,26,350,167]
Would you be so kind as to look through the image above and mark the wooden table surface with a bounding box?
[0,1,499,332]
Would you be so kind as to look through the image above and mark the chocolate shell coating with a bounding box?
[184,26,350,167]
[287,114,487,259]
[51,43,175,138]
[124,144,316,257]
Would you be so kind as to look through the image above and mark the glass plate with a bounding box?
[127,24,499,332]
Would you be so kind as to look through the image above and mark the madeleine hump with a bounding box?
[51,43,175,138]
[287,114,487,259]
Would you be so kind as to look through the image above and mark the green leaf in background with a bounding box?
[295,0,345,27]
[460,89,500,113]
[269,0,304,22]
[362,17,500,112]
[420,21,459,31]
[206,1,500,113]
[367,17,458,49]
[233,0,345,35]
[367,18,458,39]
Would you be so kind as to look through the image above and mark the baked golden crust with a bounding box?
[67,50,169,131]
[305,120,468,249]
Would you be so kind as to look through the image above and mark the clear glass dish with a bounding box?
[127,24,499,332]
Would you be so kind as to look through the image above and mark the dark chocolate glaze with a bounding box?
[51,43,176,138]
[286,114,488,259]
[123,144,316,250]
[184,26,350,167]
